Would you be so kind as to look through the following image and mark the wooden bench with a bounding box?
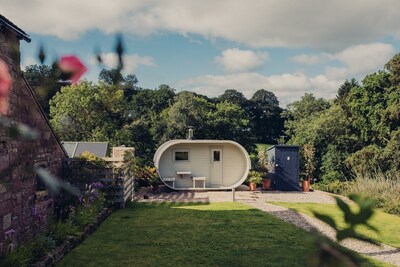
[163,177,175,188]
[192,177,206,188]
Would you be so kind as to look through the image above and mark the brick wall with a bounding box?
[0,24,66,246]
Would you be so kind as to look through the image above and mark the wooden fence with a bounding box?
[63,158,135,208]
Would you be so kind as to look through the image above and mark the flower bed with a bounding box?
[31,208,111,267]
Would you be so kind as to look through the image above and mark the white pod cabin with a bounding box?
[153,139,251,190]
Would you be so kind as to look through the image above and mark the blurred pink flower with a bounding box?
[0,59,12,115]
[58,55,87,84]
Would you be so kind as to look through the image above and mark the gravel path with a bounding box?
[133,189,400,266]
[238,191,400,267]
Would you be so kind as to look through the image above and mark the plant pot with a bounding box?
[249,182,257,191]
[262,178,271,190]
[302,180,310,192]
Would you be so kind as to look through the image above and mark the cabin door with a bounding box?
[210,148,223,187]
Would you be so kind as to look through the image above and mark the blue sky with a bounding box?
[2,0,400,106]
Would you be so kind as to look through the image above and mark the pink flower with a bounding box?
[58,55,87,84]
[0,59,12,115]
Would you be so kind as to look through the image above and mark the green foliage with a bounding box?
[50,81,129,144]
[23,64,64,115]
[247,170,262,184]
[249,89,284,144]
[285,53,400,182]
[0,234,56,267]
[316,171,400,215]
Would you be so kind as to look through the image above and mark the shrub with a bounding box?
[316,170,400,215]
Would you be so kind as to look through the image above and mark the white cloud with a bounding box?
[2,0,400,49]
[20,56,37,70]
[291,53,333,65]
[215,48,268,72]
[292,43,396,79]
[332,43,395,78]
[90,53,156,74]
[175,72,341,107]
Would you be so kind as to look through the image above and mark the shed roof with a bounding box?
[0,14,31,42]
[62,142,109,158]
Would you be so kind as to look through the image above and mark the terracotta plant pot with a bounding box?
[249,182,257,191]
[262,178,271,190]
[302,180,310,192]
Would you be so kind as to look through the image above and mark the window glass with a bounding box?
[175,151,189,161]
[213,151,220,162]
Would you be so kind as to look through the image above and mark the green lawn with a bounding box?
[58,202,390,267]
[271,202,400,248]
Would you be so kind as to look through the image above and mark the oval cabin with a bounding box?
[153,140,251,190]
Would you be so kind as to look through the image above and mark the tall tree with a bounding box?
[216,89,248,109]
[49,81,128,143]
[23,64,64,115]
[249,89,283,143]
[159,91,213,141]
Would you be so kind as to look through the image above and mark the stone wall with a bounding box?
[0,24,66,247]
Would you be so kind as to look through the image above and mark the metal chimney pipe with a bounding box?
[187,128,194,140]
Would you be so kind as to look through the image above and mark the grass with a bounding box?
[271,202,400,248]
[58,202,389,267]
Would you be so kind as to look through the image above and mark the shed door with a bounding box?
[210,148,223,187]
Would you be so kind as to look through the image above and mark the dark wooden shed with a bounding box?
[267,145,300,191]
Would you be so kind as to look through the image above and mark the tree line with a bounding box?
[24,67,285,164]
[283,54,400,182]
[24,53,400,181]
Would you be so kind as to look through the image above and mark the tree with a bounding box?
[207,101,254,152]
[283,93,331,139]
[216,89,248,109]
[49,81,128,143]
[346,71,391,145]
[98,68,125,85]
[249,89,284,143]
[159,91,213,141]
[23,64,64,115]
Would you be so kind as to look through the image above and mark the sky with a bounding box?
[2,0,400,107]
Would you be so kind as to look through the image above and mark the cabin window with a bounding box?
[213,151,220,162]
[174,149,189,161]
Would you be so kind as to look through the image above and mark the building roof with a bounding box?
[0,14,31,43]
[62,142,109,158]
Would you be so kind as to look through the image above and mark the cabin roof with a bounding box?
[0,14,31,42]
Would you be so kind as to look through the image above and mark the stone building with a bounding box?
[0,15,67,247]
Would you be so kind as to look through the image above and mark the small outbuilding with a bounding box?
[267,145,300,191]
[153,139,251,190]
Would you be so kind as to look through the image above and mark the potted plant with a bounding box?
[247,170,262,191]
[257,149,272,190]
